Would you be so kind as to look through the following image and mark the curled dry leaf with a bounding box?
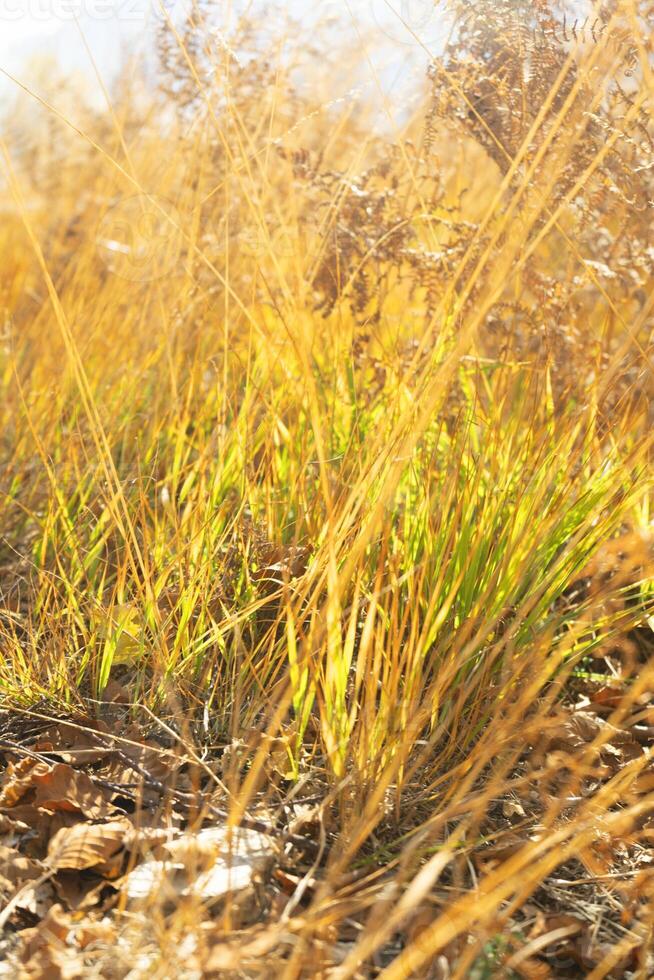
[0,758,115,819]
[31,763,116,818]
[502,799,526,820]
[0,757,44,808]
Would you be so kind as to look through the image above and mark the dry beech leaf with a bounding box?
[0,845,45,887]
[19,904,86,979]
[31,763,116,819]
[0,759,114,819]
[101,679,131,704]
[0,757,44,808]
[52,870,116,912]
[0,811,30,839]
[47,818,132,872]
[121,741,180,782]
[22,944,86,980]
[75,919,117,950]
[19,902,70,958]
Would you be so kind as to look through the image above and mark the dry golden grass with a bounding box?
[1,1,654,976]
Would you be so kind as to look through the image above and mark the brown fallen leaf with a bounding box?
[502,799,526,820]
[19,903,86,979]
[33,719,114,765]
[101,678,131,704]
[507,916,585,980]
[22,943,86,980]
[578,837,616,877]
[52,869,117,912]
[0,758,115,819]
[0,811,30,838]
[0,756,44,808]
[47,818,133,872]
[0,844,45,886]
[0,843,58,920]
[75,918,117,950]
[32,763,116,819]
[588,684,625,709]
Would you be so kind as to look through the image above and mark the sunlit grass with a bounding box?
[1,1,653,973]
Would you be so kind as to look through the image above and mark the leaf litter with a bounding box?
[1,672,654,978]
[0,707,286,977]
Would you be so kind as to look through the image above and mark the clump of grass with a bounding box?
[1,1,654,974]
